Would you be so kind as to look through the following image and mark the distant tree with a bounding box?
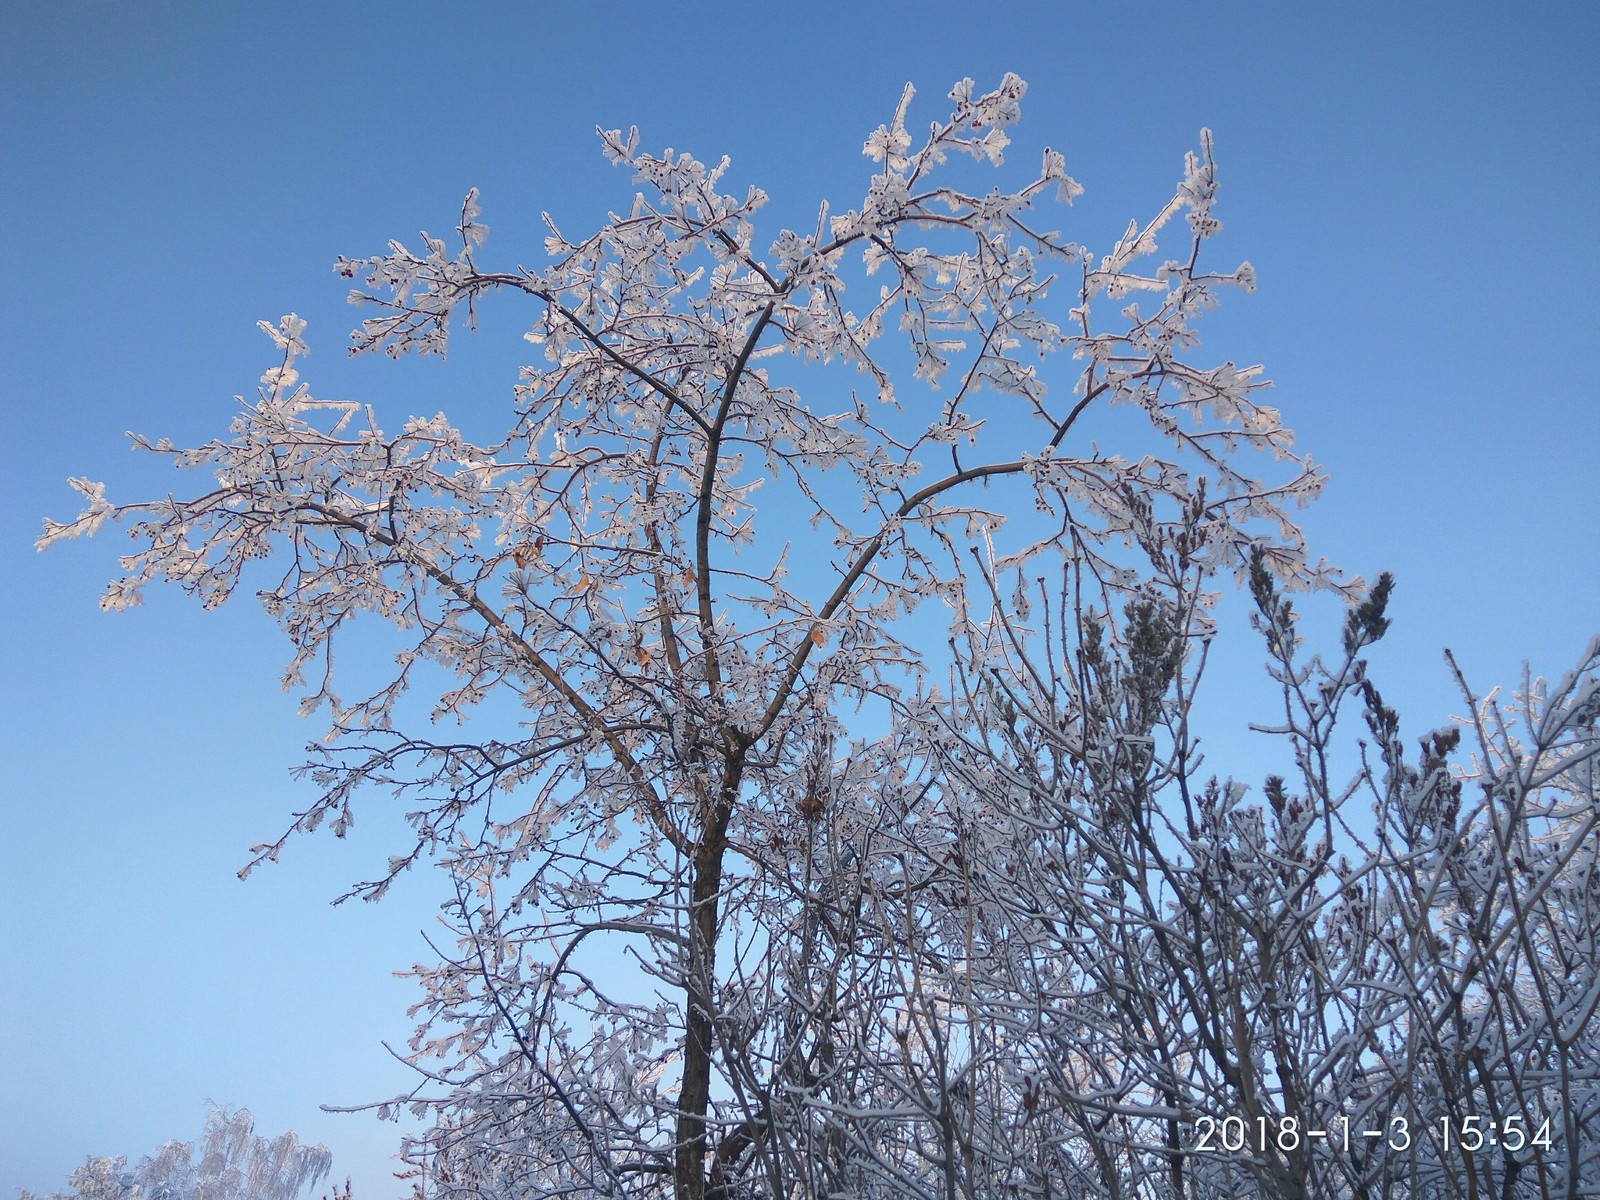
[40,74,1597,1199]
[21,1103,333,1200]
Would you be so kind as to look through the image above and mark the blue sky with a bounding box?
[3,3,1595,1196]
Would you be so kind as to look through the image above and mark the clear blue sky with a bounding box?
[4,3,1595,1196]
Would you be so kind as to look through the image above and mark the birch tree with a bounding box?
[41,75,1411,1199]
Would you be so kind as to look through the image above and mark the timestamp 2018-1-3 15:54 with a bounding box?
[1189,1113,1556,1157]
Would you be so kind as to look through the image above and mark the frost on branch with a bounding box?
[35,477,113,553]
[939,552,1598,1199]
[35,75,1485,1200]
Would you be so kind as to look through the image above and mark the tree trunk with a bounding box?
[675,762,739,1200]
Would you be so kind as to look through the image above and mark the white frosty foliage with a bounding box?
[22,1104,332,1200]
[42,73,1596,1200]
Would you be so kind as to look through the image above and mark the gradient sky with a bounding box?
[4,3,1596,1196]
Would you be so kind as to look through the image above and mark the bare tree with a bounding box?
[54,75,1539,1199]
[928,540,1599,1199]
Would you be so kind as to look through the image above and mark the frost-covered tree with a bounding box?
[924,552,1598,1199]
[21,1103,334,1200]
[43,74,1594,1199]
